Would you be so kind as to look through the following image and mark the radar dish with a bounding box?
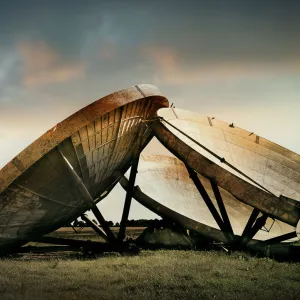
[0,84,168,253]
[149,108,300,228]
[121,154,295,243]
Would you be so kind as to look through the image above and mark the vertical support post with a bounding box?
[117,123,145,242]
[210,179,234,235]
[186,165,234,243]
[118,155,140,241]
[58,149,117,244]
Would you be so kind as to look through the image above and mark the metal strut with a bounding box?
[209,179,234,236]
[256,231,297,246]
[241,208,260,238]
[117,124,146,242]
[240,208,268,246]
[57,148,117,245]
[81,214,109,242]
[118,154,140,241]
[70,219,85,234]
[186,165,234,243]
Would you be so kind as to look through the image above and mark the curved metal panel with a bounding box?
[0,84,168,253]
[119,154,298,258]
[133,154,295,241]
[149,108,300,226]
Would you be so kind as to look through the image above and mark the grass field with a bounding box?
[0,228,300,300]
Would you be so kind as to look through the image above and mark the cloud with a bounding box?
[143,46,178,74]
[0,52,21,102]
[141,46,300,86]
[18,41,86,88]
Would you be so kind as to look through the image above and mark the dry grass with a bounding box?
[0,250,300,300]
[1,228,300,300]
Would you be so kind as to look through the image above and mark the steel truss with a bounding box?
[185,164,297,252]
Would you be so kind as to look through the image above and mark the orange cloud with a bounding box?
[142,46,178,74]
[18,41,85,88]
[141,46,300,86]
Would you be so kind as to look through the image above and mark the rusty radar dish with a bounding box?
[0,84,168,253]
[119,153,297,256]
[149,108,300,229]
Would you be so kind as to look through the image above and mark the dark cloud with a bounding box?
[0,0,299,110]
[143,0,300,63]
[0,1,104,57]
[0,0,299,125]
[1,0,299,62]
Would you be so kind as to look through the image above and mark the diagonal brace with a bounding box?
[240,213,268,246]
[210,179,234,235]
[186,165,234,242]
[255,231,297,246]
[58,149,117,244]
[81,214,109,242]
[241,208,260,239]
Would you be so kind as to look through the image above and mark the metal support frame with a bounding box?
[70,219,84,234]
[256,231,297,246]
[118,155,140,241]
[209,179,234,236]
[241,208,259,238]
[185,165,234,243]
[261,218,275,232]
[117,126,145,242]
[243,214,268,245]
[240,209,268,246]
[70,224,80,234]
[81,214,109,242]
[89,205,117,244]
[58,149,117,245]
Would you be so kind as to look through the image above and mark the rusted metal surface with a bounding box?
[0,84,168,254]
[149,108,300,227]
[0,85,168,193]
[119,154,298,254]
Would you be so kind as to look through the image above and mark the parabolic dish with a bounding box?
[0,84,168,253]
[120,153,295,245]
[149,108,300,227]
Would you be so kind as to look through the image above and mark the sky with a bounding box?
[1,0,300,221]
